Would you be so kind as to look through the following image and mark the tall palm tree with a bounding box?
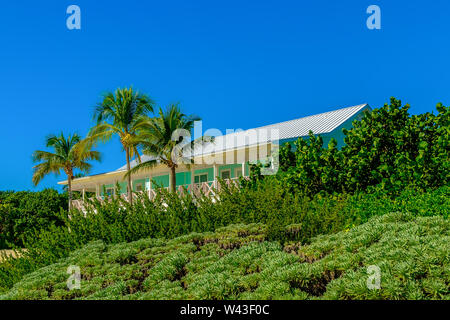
[127,104,204,192]
[32,133,101,211]
[87,87,154,204]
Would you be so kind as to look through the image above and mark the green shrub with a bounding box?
[2,213,448,300]
[279,98,449,196]
[0,189,67,249]
[1,184,447,294]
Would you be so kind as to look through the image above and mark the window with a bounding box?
[135,183,143,192]
[221,170,231,180]
[105,188,114,196]
[235,168,243,177]
[194,173,208,184]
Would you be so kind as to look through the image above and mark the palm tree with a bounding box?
[87,87,154,204]
[127,104,204,192]
[32,133,101,211]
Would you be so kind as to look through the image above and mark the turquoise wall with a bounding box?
[218,163,248,178]
[279,108,367,151]
[101,182,127,196]
[102,163,251,195]
[132,178,147,191]
[152,174,169,189]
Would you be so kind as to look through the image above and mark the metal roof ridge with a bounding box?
[252,103,368,132]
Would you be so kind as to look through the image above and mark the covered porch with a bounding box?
[62,162,250,210]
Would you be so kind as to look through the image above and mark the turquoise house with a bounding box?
[59,103,370,199]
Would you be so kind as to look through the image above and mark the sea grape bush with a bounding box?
[0,189,67,249]
[2,213,448,300]
[279,98,450,196]
[342,98,449,193]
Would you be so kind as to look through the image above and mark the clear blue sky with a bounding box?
[1,0,449,191]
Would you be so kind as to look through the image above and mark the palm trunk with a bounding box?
[126,147,133,204]
[68,176,73,211]
[170,166,176,193]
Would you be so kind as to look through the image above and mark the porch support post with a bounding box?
[190,165,195,189]
[95,184,100,197]
[148,175,152,199]
[213,164,218,188]
[168,171,172,190]
[242,162,246,177]
[82,188,86,201]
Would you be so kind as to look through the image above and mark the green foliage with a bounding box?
[2,213,448,300]
[280,98,449,196]
[87,86,155,203]
[0,189,67,249]
[1,183,447,294]
[280,134,344,195]
[342,98,449,193]
[1,97,448,297]
[126,104,203,192]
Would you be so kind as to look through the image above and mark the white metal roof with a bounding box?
[117,154,157,171]
[118,103,369,170]
[256,103,369,139]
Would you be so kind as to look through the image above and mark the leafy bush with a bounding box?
[0,189,67,249]
[1,183,447,294]
[2,212,448,300]
[342,98,449,193]
[280,98,449,196]
[2,97,448,298]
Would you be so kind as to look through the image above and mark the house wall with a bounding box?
[218,163,245,178]
[279,107,368,150]
[152,174,169,189]
[133,178,147,191]
[101,182,127,196]
[100,163,250,194]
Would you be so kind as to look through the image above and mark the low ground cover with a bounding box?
[1,185,448,295]
[2,212,448,300]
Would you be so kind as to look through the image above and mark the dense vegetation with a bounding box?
[1,184,448,294]
[2,212,448,300]
[0,189,67,249]
[278,98,449,196]
[0,97,448,299]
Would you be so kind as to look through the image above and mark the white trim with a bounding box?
[135,182,144,192]
[213,164,218,188]
[220,169,231,179]
[105,187,114,196]
[194,173,208,184]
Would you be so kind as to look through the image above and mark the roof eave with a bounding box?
[57,169,128,185]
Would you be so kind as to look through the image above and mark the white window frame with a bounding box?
[105,188,114,196]
[135,182,144,192]
[194,173,208,184]
[220,169,231,180]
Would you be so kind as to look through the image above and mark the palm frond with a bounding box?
[32,132,101,185]
[125,159,159,177]
[31,150,64,164]
[32,161,63,186]
[87,123,117,145]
